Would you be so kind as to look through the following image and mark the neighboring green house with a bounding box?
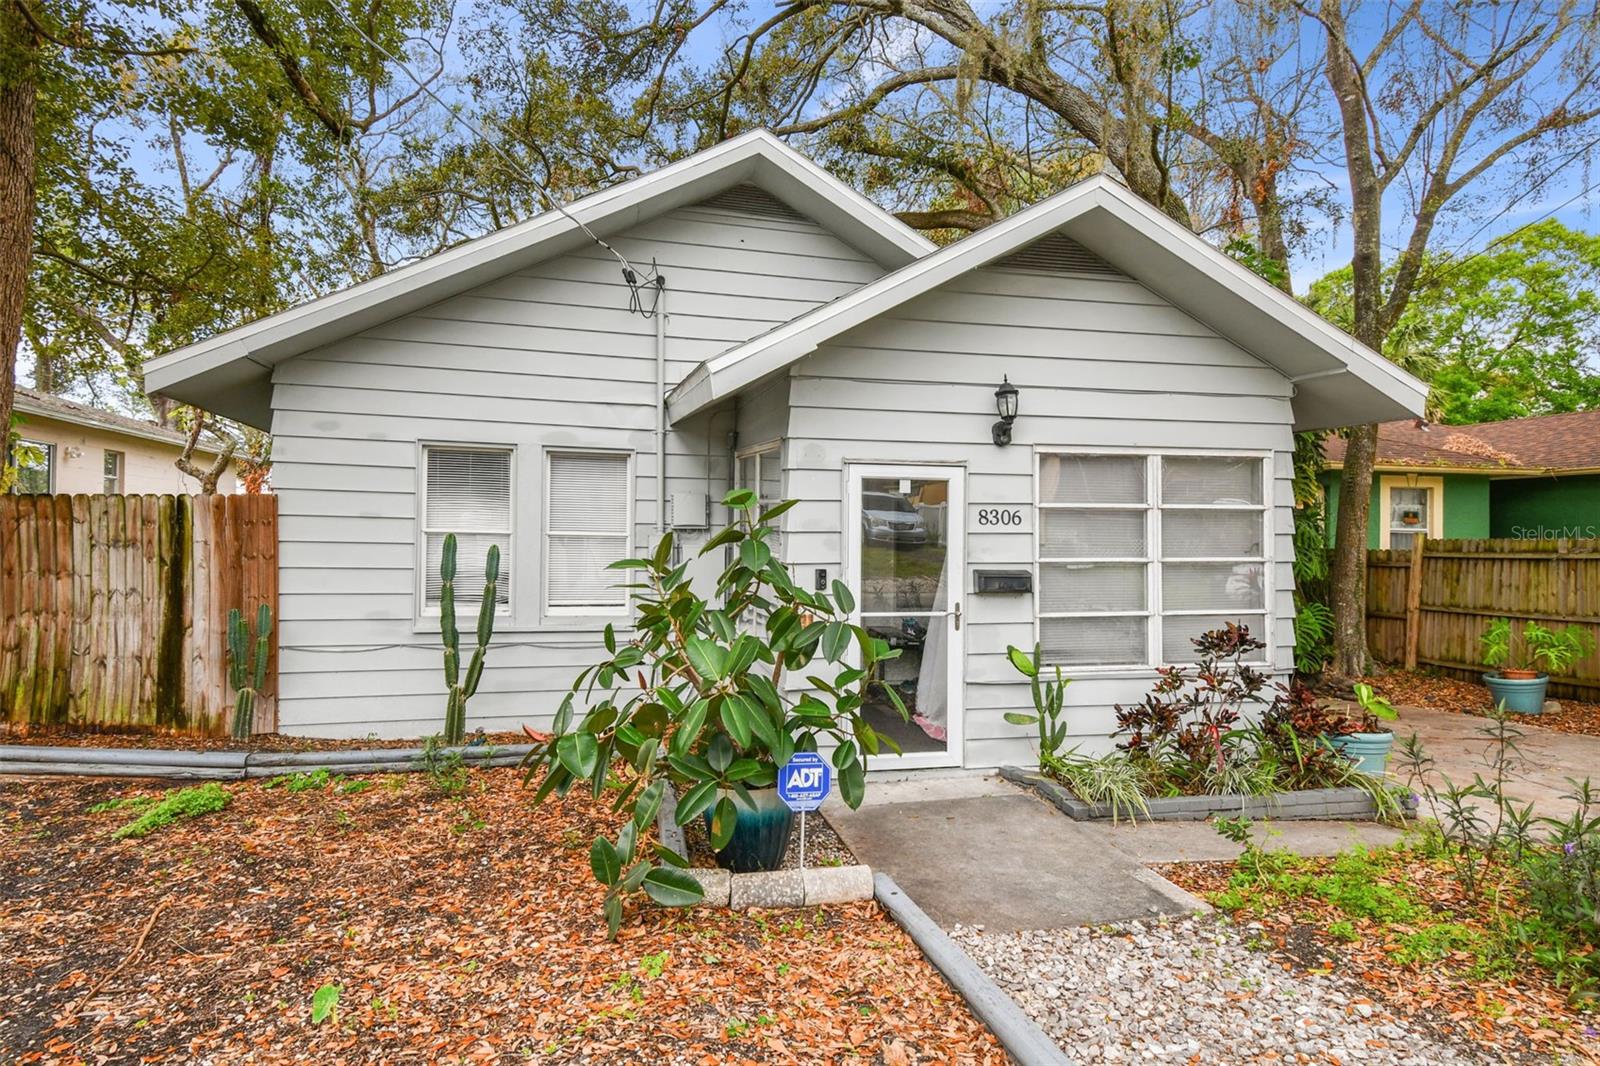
[1322,410,1600,548]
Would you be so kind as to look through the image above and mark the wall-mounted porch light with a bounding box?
[992,376,1020,446]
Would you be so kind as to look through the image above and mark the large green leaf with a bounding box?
[820,621,851,662]
[589,837,621,886]
[556,733,599,779]
[830,579,856,615]
[674,779,720,824]
[723,488,758,510]
[642,867,706,907]
[739,538,772,571]
[710,795,738,850]
[720,694,755,749]
[669,700,709,757]
[1007,644,1039,678]
[685,637,728,681]
[633,780,665,830]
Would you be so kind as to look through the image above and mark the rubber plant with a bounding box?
[226,604,272,741]
[521,489,907,937]
[439,533,500,745]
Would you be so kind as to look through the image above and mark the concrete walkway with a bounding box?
[823,773,1400,930]
[1391,703,1600,823]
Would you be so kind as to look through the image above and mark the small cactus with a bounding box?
[227,604,273,741]
[440,534,499,745]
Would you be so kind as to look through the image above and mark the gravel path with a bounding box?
[951,915,1492,1064]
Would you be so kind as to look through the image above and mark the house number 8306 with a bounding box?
[976,508,1023,526]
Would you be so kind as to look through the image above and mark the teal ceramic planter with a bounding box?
[1483,672,1549,715]
[1323,731,1394,776]
[705,787,795,873]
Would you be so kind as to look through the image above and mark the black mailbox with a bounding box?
[974,569,1032,594]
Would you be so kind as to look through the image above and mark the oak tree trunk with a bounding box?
[1329,422,1378,679]
[0,8,37,445]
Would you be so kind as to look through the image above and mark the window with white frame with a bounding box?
[736,443,782,554]
[545,450,631,614]
[421,445,512,612]
[103,450,124,494]
[11,440,53,494]
[1037,453,1268,667]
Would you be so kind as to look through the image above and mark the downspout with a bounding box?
[655,278,668,536]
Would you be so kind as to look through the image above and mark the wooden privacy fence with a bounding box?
[1367,537,1600,698]
[0,494,277,735]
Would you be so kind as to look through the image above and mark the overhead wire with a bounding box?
[324,4,665,317]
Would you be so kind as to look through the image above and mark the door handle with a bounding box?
[953,601,962,631]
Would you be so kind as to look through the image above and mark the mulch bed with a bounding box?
[0,729,531,752]
[1162,853,1598,1064]
[1365,670,1600,737]
[1,769,1001,1064]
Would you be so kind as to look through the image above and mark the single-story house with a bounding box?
[1321,410,1600,549]
[10,387,238,495]
[145,131,1425,764]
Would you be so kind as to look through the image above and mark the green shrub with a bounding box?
[111,782,232,839]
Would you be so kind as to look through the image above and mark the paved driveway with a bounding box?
[1391,703,1600,823]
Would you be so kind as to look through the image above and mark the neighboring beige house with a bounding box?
[10,387,238,495]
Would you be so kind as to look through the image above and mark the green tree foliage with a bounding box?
[1305,222,1600,426]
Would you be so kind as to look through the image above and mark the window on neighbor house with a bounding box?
[103,450,124,494]
[1387,486,1431,552]
[1037,453,1269,668]
[421,445,512,613]
[545,450,631,615]
[11,440,53,494]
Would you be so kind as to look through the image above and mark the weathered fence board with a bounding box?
[0,494,277,735]
[1368,538,1600,698]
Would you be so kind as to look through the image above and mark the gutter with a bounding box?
[0,742,535,780]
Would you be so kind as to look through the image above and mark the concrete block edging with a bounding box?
[875,872,1075,1066]
[1001,765,1386,822]
[654,780,874,909]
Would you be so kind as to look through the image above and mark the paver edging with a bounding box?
[0,743,534,780]
[874,872,1075,1066]
[1001,765,1388,822]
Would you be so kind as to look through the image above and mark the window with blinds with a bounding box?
[421,446,512,611]
[546,451,631,613]
[1037,453,1268,668]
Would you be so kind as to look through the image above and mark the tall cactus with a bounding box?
[227,604,273,741]
[440,534,500,745]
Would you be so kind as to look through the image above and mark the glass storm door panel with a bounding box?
[848,466,965,768]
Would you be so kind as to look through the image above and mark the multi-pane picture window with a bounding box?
[421,445,512,611]
[1037,453,1268,668]
[545,451,631,614]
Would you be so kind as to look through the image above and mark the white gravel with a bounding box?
[949,915,1491,1065]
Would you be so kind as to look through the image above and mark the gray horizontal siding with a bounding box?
[780,264,1300,768]
[273,200,885,737]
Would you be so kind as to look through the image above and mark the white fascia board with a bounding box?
[144,130,930,405]
[668,175,1429,429]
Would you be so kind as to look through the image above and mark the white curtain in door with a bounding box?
[914,561,948,740]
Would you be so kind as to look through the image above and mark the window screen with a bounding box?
[1037,453,1268,668]
[422,446,512,610]
[546,451,630,612]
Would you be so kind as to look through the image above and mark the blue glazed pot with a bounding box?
[704,787,795,873]
[1483,672,1549,715]
[1323,731,1394,776]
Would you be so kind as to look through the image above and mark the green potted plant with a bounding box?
[1481,617,1595,714]
[520,489,906,937]
[1321,682,1399,775]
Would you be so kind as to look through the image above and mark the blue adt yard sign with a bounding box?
[777,752,831,813]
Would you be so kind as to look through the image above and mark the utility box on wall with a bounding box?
[669,490,709,530]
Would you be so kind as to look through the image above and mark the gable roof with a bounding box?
[143,130,934,428]
[15,387,230,455]
[1324,411,1600,474]
[667,175,1428,433]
